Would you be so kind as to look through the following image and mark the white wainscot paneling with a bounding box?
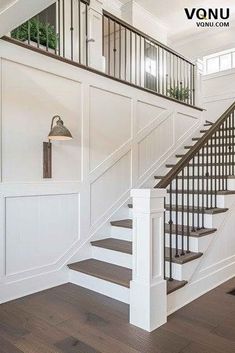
[174,112,198,142]
[136,100,166,132]
[5,193,79,276]
[90,151,131,224]
[138,115,173,177]
[2,59,82,182]
[89,86,132,171]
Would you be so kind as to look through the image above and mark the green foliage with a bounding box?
[11,18,57,50]
[167,84,191,102]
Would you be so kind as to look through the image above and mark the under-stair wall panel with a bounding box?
[0,39,202,302]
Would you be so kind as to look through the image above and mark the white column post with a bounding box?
[130,189,167,332]
[88,0,104,71]
[194,59,203,108]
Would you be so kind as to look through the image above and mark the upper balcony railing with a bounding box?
[102,11,195,106]
[4,0,196,107]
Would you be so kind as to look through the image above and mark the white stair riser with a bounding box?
[166,210,225,228]
[177,154,234,164]
[165,258,201,281]
[69,270,130,304]
[165,233,214,253]
[92,246,132,269]
[166,166,232,175]
[167,194,225,208]
[111,226,132,241]
[165,179,229,190]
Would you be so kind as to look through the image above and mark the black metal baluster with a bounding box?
[206,142,209,208]
[46,11,49,51]
[108,18,111,75]
[164,197,166,280]
[70,0,74,60]
[187,164,190,253]
[214,132,218,208]
[175,176,179,258]
[114,21,116,77]
[85,3,88,66]
[210,137,213,207]
[27,20,31,45]
[201,145,205,227]
[192,156,195,231]
[78,0,81,63]
[130,31,132,83]
[119,24,122,79]
[62,0,65,57]
[37,15,40,48]
[169,182,173,281]
[197,151,200,228]
[135,33,137,85]
[222,123,225,190]
[125,28,127,81]
[181,169,185,255]
[232,111,235,176]
[229,114,232,176]
[225,118,228,190]
[58,0,61,55]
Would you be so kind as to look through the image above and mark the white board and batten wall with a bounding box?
[0,39,202,302]
[202,68,235,123]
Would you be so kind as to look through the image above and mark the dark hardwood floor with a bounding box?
[0,277,235,353]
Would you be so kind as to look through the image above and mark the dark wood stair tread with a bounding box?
[166,162,235,168]
[176,152,235,158]
[111,219,132,229]
[165,223,216,237]
[128,202,228,215]
[167,279,187,294]
[165,205,228,214]
[91,238,132,254]
[168,189,235,195]
[68,259,132,288]
[165,248,203,264]
[154,175,235,180]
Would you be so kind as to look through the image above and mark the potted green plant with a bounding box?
[11,18,57,51]
[167,82,191,102]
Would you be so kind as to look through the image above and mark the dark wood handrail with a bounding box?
[103,10,194,66]
[157,101,235,189]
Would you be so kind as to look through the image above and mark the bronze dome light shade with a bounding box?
[43,115,73,178]
[48,115,73,141]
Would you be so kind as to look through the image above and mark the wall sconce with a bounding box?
[43,115,73,178]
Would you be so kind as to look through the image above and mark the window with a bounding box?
[204,49,235,75]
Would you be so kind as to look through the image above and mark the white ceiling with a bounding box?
[121,0,235,38]
[0,0,18,14]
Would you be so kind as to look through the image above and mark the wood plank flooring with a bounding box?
[0,277,234,353]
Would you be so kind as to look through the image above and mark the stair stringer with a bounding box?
[167,194,235,315]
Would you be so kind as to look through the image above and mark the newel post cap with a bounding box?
[131,188,167,199]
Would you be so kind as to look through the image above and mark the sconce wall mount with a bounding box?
[43,115,73,178]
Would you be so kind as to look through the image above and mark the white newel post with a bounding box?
[88,0,104,71]
[130,189,167,332]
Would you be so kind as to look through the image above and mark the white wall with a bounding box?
[0,39,202,302]
[121,1,167,44]
[202,69,235,123]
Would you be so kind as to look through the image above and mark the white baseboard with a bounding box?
[167,258,235,315]
[0,267,68,304]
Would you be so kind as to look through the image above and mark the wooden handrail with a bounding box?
[157,101,235,189]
